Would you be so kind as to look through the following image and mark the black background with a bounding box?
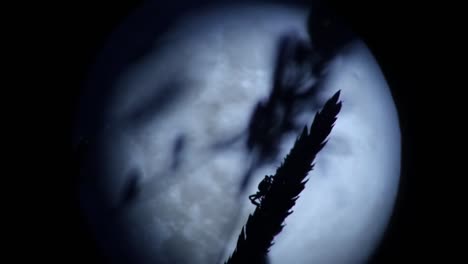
[22,0,443,263]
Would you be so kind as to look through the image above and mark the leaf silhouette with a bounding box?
[224,90,342,264]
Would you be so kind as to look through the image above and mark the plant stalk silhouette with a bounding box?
[224,90,342,264]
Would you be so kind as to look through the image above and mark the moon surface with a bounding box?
[75,2,401,264]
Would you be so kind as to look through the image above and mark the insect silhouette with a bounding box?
[248,175,274,207]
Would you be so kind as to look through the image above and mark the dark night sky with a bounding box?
[21,0,447,263]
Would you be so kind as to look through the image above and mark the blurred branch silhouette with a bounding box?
[224,90,342,264]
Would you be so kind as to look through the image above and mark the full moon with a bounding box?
[75,1,401,264]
